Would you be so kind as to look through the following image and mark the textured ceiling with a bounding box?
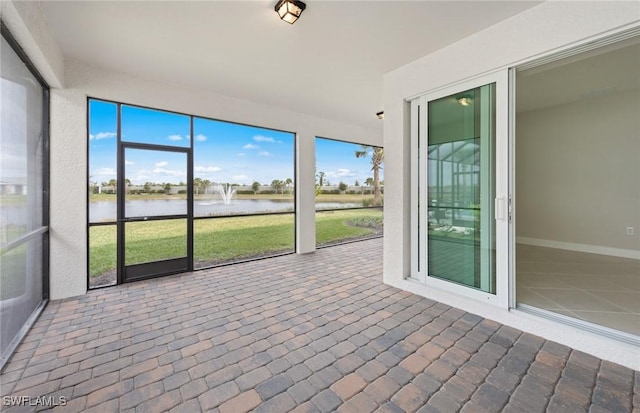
[39,1,541,130]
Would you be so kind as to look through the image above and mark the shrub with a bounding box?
[362,198,375,207]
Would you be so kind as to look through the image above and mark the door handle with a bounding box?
[495,197,506,221]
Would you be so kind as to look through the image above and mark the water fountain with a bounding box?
[216,184,236,205]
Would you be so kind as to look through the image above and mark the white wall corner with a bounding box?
[382,85,411,285]
[1,0,64,88]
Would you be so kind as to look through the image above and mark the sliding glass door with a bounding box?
[427,84,495,292]
[412,71,509,307]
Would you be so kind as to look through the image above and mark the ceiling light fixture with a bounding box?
[275,0,306,24]
[376,111,384,120]
[456,95,473,106]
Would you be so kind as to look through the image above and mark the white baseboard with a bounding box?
[516,237,640,260]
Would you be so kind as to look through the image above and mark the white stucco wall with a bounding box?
[0,0,64,88]
[383,1,640,369]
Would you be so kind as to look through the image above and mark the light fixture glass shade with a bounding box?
[457,97,472,106]
[275,0,306,24]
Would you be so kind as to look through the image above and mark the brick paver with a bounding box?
[0,238,637,412]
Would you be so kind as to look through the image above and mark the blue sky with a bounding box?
[89,100,382,186]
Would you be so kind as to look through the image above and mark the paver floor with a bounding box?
[1,238,638,412]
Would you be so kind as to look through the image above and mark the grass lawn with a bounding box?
[0,194,27,207]
[0,245,27,300]
[89,208,383,278]
[316,209,383,246]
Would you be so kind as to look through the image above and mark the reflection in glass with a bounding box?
[0,238,43,352]
[427,84,495,293]
[1,34,47,365]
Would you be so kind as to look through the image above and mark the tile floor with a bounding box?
[516,244,640,336]
[0,238,638,412]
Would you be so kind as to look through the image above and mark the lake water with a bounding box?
[89,199,362,222]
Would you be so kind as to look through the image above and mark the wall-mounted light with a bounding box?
[376,111,384,120]
[456,94,473,106]
[275,0,306,24]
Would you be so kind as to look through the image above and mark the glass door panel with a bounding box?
[119,145,191,282]
[427,84,496,294]
[124,219,187,266]
[124,149,187,218]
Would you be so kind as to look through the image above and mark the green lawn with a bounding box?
[1,245,27,300]
[89,209,383,278]
[316,209,383,246]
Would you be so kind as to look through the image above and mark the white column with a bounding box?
[49,90,88,298]
[296,132,316,254]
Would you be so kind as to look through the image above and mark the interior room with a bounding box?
[515,37,640,336]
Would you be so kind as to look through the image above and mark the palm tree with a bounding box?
[285,178,293,194]
[355,145,383,206]
[271,179,283,194]
[365,177,374,194]
[193,177,203,194]
[252,181,261,195]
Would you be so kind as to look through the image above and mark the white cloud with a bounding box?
[237,153,246,157]
[326,168,355,179]
[195,166,221,173]
[195,134,207,142]
[168,134,183,141]
[258,151,272,157]
[253,135,275,143]
[91,168,116,182]
[155,161,168,167]
[243,143,259,150]
[89,131,116,140]
[93,167,116,177]
[125,160,134,165]
[232,174,249,181]
[152,167,184,177]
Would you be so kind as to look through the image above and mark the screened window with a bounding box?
[315,137,383,247]
[0,28,49,369]
[88,100,296,286]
